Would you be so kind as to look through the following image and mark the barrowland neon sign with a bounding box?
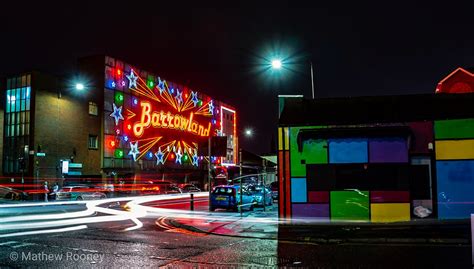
[133,102,211,138]
[109,69,217,166]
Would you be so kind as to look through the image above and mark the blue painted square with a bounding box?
[437,160,474,219]
[291,178,307,203]
[329,138,368,163]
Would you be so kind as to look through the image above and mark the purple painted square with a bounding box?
[292,204,329,218]
[369,137,408,163]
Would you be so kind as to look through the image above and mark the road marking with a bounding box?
[0,225,88,238]
[12,242,36,248]
[0,241,18,246]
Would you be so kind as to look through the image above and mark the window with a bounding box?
[3,75,31,173]
[89,101,98,116]
[89,135,99,149]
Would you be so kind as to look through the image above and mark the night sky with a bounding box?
[1,3,473,154]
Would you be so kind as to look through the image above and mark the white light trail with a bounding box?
[0,225,88,238]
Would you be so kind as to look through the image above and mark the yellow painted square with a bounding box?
[435,139,474,160]
[278,128,283,150]
[371,203,410,223]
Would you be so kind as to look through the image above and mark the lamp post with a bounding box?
[271,59,315,99]
[239,147,243,217]
[55,80,86,187]
[208,136,212,211]
[238,128,253,216]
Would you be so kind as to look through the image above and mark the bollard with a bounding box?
[190,193,194,211]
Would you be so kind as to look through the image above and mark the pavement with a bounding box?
[0,195,472,267]
[169,206,472,246]
[169,207,279,239]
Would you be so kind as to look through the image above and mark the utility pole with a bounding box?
[239,148,243,217]
[262,159,267,212]
[208,136,212,211]
[310,61,315,99]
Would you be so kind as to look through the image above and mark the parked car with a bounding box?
[152,181,182,194]
[0,186,28,201]
[96,183,115,197]
[138,181,161,195]
[269,181,279,200]
[179,184,201,193]
[138,181,182,195]
[248,185,273,206]
[56,185,107,201]
[210,185,255,212]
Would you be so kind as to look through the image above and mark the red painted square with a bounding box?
[370,191,410,203]
[308,191,329,203]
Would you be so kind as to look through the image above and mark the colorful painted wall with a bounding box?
[278,125,423,222]
[278,118,474,221]
[435,119,474,219]
[278,67,474,221]
[278,119,474,222]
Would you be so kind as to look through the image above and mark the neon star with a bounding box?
[128,141,140,161]
[208,100,214,115]
[157,77,165,94]
[191,91,199,107]
[155,147,164,165]
[192,153,199,166]
[126,70,138,89]
[175,89,183,104]
[175,149,182,164]
[110,103,124,125]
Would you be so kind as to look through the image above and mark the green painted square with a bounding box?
[434,119,474,139]
[290,127,328,177]
[330,191,370,221]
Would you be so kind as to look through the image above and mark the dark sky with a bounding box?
[1,3,473,154]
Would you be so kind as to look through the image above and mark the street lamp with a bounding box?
[244,128,253,137]
[52,79,86,187]
[271,59,282,69]
[75,83,85,91]
[271,59,315,99]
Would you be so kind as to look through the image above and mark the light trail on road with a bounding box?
[0,192,286,238]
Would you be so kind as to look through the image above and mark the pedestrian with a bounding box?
[44,181,49,202]
[51,182,59,200]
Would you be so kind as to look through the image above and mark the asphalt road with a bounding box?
[0,216,280,268]
[0,195,472,268]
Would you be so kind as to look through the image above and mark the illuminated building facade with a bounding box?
[96,56,238,179]
[0,56,237,187]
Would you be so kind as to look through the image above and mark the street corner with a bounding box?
[167,214,278,239]
[167,217,239,237]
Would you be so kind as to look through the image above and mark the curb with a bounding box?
[168,218,471,245]
[167,218,277,240]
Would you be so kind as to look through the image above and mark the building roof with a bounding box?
[466,67,474,73]
[279,93,474,126]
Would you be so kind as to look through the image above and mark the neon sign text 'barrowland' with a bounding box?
[133,101,211,137]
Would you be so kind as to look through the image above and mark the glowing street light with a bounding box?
[271,59,282,69]
[75,83,85,90]
[270,58,315,99]
[244,128,253,137]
